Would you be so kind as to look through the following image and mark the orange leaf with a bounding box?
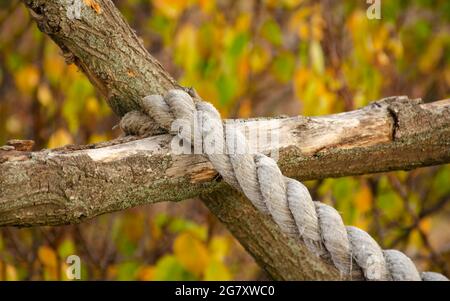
[137,266,156,281]
[38,246,58,268]
[83,0,102,14]
[355,184,372,213]
[419,218,431,234]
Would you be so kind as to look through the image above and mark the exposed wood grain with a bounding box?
[2,97,449,228]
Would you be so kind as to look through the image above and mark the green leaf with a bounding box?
[376,176,403,218]
[272,52,296,83]
[153,255,197,281]
[6,53,24,72]
[117,261,140,280]
[63,78,94,133]
[58,238,76,258]
[261,19,283,46]
[228,32,249,59]
[155,213,169,228]
[216,74,237,106]
[168,217,207,241]
[431,166,450,200]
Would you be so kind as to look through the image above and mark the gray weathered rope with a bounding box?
[120,89,448,281]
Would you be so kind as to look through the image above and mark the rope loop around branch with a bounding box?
[120,89,448,281]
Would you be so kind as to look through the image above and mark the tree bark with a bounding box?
[22,0,179,116]
[9,0,449,280]
[2,98,449,227]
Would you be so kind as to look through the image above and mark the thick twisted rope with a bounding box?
[120,89,448,281]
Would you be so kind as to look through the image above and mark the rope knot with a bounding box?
[118,89,448,281]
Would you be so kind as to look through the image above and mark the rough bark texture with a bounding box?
[2,98,449,227]
[201,187,352,280]
[8,0,449,280]
[22,0,179,116]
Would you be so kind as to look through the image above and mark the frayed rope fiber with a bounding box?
[120,89,448,281]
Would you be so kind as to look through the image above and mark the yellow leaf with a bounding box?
[15,65,40,94]
[311,9,325,41]
[250,46,270,73]
[85,96,100,115]
[38,245,58,268]
[410,229,423,249]
[199,0,215,14]
[37,84,53,107]
[288,8,311,37]
[354,217,369,231]
[67,64,80,77]
[355,184,372,213]
[6,264,18,281]
[208,236,229,261]
[373,26,389,52]
[298,23,309,40]
[204,259,232,281]
[235,13,251,32]
[309,40,324,74]
[175,24,198,73]
[61,263,70,281]
[282,0,303,9]
[195,81,219,109]
[293,68,310,92]
[153,0,190,19]
[387,39,404,59]
[419,37,444,73]
[173,232,209,277]
[346,11,368,38]
[265,0,278,9]
[44,50,66,81]
[48,129,74,148]
[88,134,108,144]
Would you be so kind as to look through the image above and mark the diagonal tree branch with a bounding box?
[6,0,449,280]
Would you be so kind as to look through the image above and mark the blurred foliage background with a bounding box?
[0,0,449,280]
